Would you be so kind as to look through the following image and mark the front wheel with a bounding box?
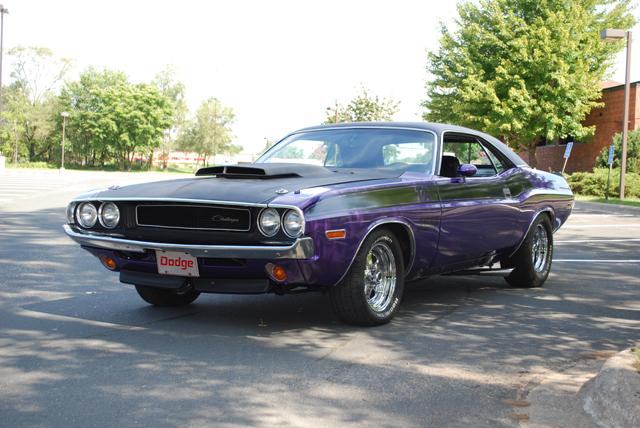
[329,229,405,326]
[135,285,200,307]
[504,215,553,288]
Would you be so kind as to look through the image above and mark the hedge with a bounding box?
[567,168,640,198]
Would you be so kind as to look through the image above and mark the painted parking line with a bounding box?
[570,214,637,218]
[562,224,640,228]
[553,259,640,263]
[555,238,640,244]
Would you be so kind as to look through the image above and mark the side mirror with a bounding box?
[458,164,477,177]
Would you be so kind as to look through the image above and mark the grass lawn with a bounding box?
[576,195,640,208]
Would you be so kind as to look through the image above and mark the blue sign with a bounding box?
[563,142,574,159]
[607,144,615,166]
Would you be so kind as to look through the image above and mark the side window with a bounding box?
[383,142,433,166]
[441,138,497,177]
[480,140,512,174]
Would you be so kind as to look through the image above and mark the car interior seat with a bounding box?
[440,155,461,178]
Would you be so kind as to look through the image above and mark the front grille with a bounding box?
[135,204,251,232]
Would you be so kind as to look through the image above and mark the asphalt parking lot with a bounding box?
[0,170,638,427]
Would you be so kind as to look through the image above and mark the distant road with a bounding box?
[0,169,184,208]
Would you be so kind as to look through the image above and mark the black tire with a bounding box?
[135,285,200,307]
[329,229,405,326]
[504,215,553,288]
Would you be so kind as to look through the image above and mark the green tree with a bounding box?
[59,68,173,169]
[58,68,129,166]
[325,87,400,124]
[423,0,635,167]
[153,66,188,168]
[596,129,640,173]
[2,46,71,162]
[177,98,238,165]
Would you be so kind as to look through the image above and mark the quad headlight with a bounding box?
[258,208,281,237]
[76,202,98,228]
[282,209,304,238]
[98,202,120,229]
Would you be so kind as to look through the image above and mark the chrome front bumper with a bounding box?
[63,224,315,259]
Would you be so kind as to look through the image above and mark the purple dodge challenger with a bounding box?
[64,122,573,325]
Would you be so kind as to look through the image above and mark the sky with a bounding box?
[4,0,639,155]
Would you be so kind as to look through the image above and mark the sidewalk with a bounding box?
[525,349,640,428]
[575,200,640,216]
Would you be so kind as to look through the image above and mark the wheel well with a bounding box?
[373,223,413,271]
[539,210,555,229]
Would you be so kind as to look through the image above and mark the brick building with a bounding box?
[523,80,639,173]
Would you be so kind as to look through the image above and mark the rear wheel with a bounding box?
[135,285,200,307]
[330,229,405,326]
[504,215,553,288]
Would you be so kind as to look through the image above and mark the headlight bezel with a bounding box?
[98,202,120,229]
[76,202,98,228]
[258,208,281,237]
[282,209,304,238]
[66,202,77,224]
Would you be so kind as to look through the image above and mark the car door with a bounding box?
[432,132,520,272]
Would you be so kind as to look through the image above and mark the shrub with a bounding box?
[595,129,640,173]
[568,168,640,198]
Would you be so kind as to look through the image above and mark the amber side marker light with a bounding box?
[99,255,117,270]
[325,229,346,240]
[266,263,288,282]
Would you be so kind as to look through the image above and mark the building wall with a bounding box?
[519,83,639,173]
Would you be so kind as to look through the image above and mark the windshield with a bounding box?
[256,128,436,174]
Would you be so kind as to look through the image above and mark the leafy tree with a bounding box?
[596,129,640,173]
[177,98,238,165]
[2,46,71,162]
[423,0,635,167]
[153,66,188,168]
[58,68,129,166]
[59,68,173,169]
[325,87,399,124]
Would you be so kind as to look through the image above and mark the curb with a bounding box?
[581,349,640,428]
[574,201,640,215]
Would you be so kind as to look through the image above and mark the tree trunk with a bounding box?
[528,138,539,168]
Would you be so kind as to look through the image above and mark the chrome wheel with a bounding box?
[363,240,397,312]
[531,224,550,273]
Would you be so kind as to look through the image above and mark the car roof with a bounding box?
[291,122,528,167]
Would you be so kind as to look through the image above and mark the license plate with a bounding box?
[156,251,200,277]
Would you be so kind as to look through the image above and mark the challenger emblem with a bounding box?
[275,188,289,194]
[211,214,240,224]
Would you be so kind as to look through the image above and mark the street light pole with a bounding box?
[620,31,632,199]
[601,29,632,199]
[60,111,69,170]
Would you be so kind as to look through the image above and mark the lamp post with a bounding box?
[601,28,632,199]
[60,111,69,170]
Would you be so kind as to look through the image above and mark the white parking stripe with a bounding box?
[563,224,640,228]
[570,214,636,218]
[554,259,640,263]
[556,238,640,244]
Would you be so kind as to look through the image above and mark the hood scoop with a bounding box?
[195,163,333,179]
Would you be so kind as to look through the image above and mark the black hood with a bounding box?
[86,163,400,204]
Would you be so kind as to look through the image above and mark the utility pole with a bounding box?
[601,29,633,199]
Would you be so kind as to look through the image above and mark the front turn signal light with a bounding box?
[266,263,287,282]
[99,255,117,270]
[325,229,346,240]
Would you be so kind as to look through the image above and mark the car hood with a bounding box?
[78,164,401,205]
